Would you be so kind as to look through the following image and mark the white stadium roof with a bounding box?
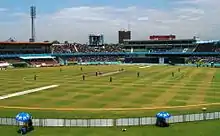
[196,40,220,44]
[20,56,55,60]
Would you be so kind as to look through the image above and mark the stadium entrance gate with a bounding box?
[159,58,164,64]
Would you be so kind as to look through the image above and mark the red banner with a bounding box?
[149,35,176,40]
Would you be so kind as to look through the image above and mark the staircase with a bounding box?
[74,45,78,52]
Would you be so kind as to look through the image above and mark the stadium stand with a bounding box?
[3,58,22,63]
[1,37,220,66]
[194,40,220,52]
[19,56,59,67]
[215,47,220,52]
[187,56,220,64]
[74,56,121,62]
[194,43,215,52]
[0,60,10,68]
[52,43,123,53]
[0,42,52,55]
[27,59,59,67]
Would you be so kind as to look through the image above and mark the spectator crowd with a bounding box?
[71,56,122,62]
[1,42,220,64]
[52,43,123,53]
[187,56,220,63]
[27,59,59,67]
[51,43,124,63]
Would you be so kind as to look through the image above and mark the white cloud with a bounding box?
[175,8,204,15]
[174,0,201,5]
[0,8,7,12]
[11,12,28,17]
[0,1,220,43]
[137,17,149,21]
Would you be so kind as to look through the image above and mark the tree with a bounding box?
[52,40,60,44]
[64,41,69,44]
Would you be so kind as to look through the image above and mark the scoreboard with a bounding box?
[89,34,104,46]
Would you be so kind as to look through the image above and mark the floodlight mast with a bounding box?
[30,6,36,42]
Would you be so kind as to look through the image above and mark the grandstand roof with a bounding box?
[124,39,196,46]
[124,39,195,42]
[0,42,52,45]
[196,40,220,44]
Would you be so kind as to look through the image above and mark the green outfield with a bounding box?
[0,65,220,118]
[1,120,220,136]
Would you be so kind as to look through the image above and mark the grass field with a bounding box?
[1,65,220,118]
[1,120,220,136]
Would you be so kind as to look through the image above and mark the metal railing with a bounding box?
[0,112,219,127]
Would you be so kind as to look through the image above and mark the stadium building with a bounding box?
[123,38,196,53]
[0,42,59,67]
[123,36,220,64]
[0,41,52,54]
[118,30,131,44]
[0,35,220,67]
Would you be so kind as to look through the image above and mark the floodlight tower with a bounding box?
[30,6,36,42]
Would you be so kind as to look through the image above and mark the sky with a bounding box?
[0,0,220,43]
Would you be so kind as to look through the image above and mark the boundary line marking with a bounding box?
[99,70,125,77]
[0,103,220,111]
[139,66,151,68]
[0,85,59,100]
